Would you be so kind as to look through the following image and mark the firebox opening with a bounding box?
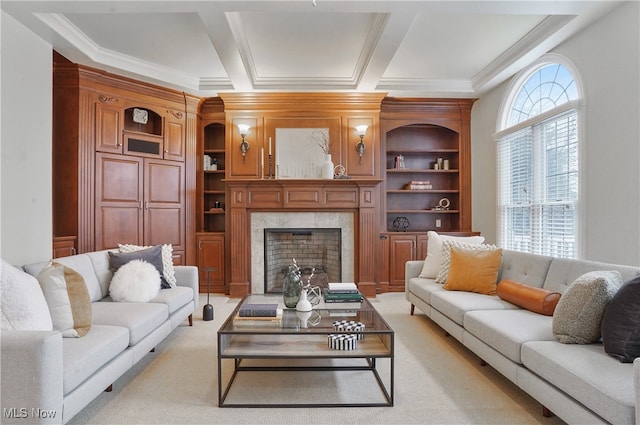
[264,228,341,294]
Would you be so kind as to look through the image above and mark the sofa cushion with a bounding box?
[552,270,623,344]
[497,250,552,288]
[464,309,554,363]
[497,280,561,316]
[1,259,53,331]
[91,301,168,346]
[149,286,194,314]
[108,245,169,289]
[119,243,176,287]
[419,231,484,278]
[521,341,635,425]
[601,274,640,362]
[406,277,444,305]
[443,246,502,295]
[109,260,162,303]
[62,324,130,395]
[430,290,519,326]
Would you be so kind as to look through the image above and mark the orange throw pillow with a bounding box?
[497,280,561,316]
[443,246,502,295]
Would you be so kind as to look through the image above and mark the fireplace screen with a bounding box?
[264,228,341,293]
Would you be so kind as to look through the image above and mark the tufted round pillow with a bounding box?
[109,260,161,303]
[601,274,640,362]
[552,270,623,344]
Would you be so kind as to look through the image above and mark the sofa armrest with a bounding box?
[635,358,640,425]
[174,265,199,310]
[1,330,63,424]
[405,261,424,293]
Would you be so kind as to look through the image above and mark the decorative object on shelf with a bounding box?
[333,164,351,179]
[333,320,366,340]
[355,124,368,164]
[327,333,358,350]
[405,180,432,190]
[283,259,302,308]
[132,108,148,124]
[437,157,444,169]
[321,154,335,179]
[443,159,450,170]
[395,154,405,169]
[434,197,451,211]
[393,216,410,232]
[237,123,250,162]
[295,289,313,311]
[210,157,218,170]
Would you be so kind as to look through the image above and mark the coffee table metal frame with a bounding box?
[217,294,394,407]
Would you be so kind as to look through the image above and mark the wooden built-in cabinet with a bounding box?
[379,98,476,290]
[52,52,198,264]
[196,97,226,292]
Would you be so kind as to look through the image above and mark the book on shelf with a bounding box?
[238,303,278,317]
[327,282,359,294]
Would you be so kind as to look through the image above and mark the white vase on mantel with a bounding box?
[322,154,334,179]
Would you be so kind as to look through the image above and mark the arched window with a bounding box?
[496,55,582,258]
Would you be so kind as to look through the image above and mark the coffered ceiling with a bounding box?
[1,1,621,97]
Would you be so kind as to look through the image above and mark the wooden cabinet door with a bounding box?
[53,236,76,258]
[95,102,122,153]
[389,234,416,291]
[144,159,185,254]
[95,153,143,250]
[164,117,185,162]
[197,233,225,293]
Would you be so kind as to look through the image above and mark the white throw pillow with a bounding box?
[1,259,53,331]
[119,243,176,287]
[109,260,161,303]
[419,231,485,278]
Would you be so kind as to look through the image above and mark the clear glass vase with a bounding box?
[283,265,302,308]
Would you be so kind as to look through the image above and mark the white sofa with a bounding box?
[406,249,639,425]
[1,250,199,424]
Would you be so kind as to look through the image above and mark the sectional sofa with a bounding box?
[406,248,639,425]
[1,250,199,424]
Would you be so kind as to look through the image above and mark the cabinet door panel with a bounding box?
[95,103,122,153]
[389,235,416,290]
[164,119,185,161]
[197,234,225,293]
[144,160,185,251]
[95,153,143,250]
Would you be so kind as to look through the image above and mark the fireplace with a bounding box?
[264,228,341,293]
[250,212,355,294]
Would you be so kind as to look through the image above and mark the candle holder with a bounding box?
[268,154,273,178]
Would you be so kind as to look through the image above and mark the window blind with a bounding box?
[498,110,578,258]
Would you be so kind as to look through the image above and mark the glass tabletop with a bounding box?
[218,294,393,334]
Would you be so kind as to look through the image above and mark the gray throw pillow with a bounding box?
[108,245,169,289]
[552,270,623,344]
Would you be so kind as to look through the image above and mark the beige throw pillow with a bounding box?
[37,262,92,337]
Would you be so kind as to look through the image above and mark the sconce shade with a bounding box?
[237,124,250,135]
[355,125,368,136]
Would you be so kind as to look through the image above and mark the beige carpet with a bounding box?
[68,293,566,425]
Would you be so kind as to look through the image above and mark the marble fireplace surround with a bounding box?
[251,212,354,294]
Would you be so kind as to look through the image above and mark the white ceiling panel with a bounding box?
[1,0,623,97]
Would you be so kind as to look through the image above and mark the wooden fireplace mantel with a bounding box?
[225,178,382,298]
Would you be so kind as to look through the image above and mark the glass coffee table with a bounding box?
[217,294,394,407]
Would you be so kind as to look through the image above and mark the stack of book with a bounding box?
[324,282,363,303]
[405,180,432,190]
[234,303,282,325]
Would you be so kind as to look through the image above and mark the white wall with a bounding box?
[471,1,640,265]
[1,11,53,264]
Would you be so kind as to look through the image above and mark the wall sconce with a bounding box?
[355,125,368,163]
[238,124,250,162]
